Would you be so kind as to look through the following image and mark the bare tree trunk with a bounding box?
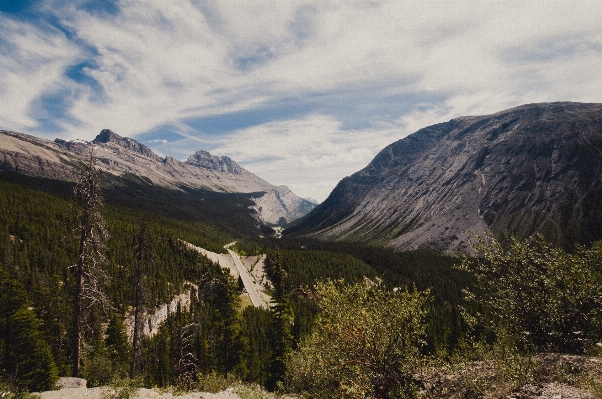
[73,196,89,377]
[71,150,108,377]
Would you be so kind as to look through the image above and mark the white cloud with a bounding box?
[210,114,402,201]
[1,0,602,199]
[0,16,82,133]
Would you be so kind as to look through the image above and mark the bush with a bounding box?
[196,371,239,393]
[284,279,431,399]
[234,383,274,399]
[84,354,116,387]
[101,377,141,399]
[459,234,602,354]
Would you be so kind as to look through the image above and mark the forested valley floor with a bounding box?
[1,170,602,399]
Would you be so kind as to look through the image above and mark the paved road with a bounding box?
[225,243,267,309]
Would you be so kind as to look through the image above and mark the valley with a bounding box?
[1,102,602,398]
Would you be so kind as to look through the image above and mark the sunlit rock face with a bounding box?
[287,102,602,253]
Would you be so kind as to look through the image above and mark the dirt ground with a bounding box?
[37,386,242,399]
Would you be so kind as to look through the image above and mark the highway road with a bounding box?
[225,243,267,309]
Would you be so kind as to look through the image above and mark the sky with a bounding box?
[1,1,602,202]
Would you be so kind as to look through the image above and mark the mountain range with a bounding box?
[3,102,602,252]
[0,128,315,228]
[286,102,602,252]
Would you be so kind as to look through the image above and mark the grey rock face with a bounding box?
[92,128,156,158]
[287,102,602,252]
[185,150,244,174]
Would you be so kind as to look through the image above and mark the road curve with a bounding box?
[225,243,267,309]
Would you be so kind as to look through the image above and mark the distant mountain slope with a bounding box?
[286,102,602,252]
[0,129,315,225]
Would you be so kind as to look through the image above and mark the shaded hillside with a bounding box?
[286,102,602,252]
[0,171,269,238]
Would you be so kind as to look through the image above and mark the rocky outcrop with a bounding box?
[124,287,194,341]
[185,150,244,175]
[250,185,317,226]
[0,129,315,225]
[287,102,602,252]
[54,377,87,389]
[92,128,157,158]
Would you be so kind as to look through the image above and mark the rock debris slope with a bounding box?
[286,102,602,252]
[0,129,314,225]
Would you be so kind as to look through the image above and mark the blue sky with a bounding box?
[1,0,602,201]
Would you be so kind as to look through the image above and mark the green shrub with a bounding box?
[234,383,274,399]
[101,377,141,399]
[284,279,431,399]
[196,371,239,393]
[459,234,602,354]
[84,354,116,387]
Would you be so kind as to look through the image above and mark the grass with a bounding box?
[239,293,254,311]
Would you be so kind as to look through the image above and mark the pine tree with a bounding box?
[266,250,293,391]
[0,271,58,392]
[72,150,109,377]
[130,219,154,378]
[105,312,130,374]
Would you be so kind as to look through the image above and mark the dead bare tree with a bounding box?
[72,150,109,377]
[174,323,200,388]
[130,219,154,378]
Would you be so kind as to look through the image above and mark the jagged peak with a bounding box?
[93,128,120,143]
[92,129,155,158]
[185,150,243,174]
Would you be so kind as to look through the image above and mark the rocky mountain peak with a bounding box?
[92,129,155,158]
[93,128,120,143]
[185,150,244,174]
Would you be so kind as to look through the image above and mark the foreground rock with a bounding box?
[54,377,87,389]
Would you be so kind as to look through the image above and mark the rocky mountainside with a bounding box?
[286,102,602,252]
[0,128,315,225]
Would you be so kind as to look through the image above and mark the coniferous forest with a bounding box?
[1,165,602,399]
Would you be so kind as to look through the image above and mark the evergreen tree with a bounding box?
[72,151,109,377]
[106,312,130,374]
[266,250,293,391]
[241,306,273,385]
[0,271,58,392]
[209,265,248,377]
[131,219,154,378]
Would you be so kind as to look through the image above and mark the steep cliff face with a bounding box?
[0,129,315,225]
[287,102,602,252]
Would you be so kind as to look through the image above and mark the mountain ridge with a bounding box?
[0,128,315,226]
[286,102,602,252]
